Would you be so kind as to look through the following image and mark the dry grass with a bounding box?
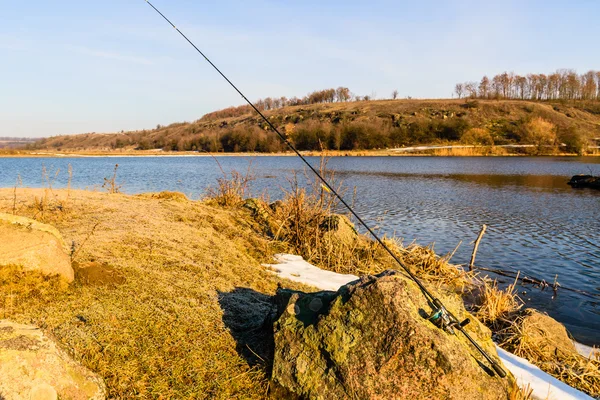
[498,311,600,398]
[429,146,511,156]
[0,188,316,399]
[102,164,122,194]
[474,276,523,328]
[0,265,69,319]
[509,383,534,400]
[205,159,254,207]
[389,242,474,291]
[258,159,384,275]
[13,164,76,223]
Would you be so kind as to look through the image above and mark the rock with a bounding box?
[0,320,106,400]
[243,198,278,237]
[272,271,516,400]
[320,214,357,237]
[567,174,600,190]
[517,309,577,359]
[319,214,359,251]
[0,213,74,282]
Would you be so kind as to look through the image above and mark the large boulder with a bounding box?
[0,320,106,399]
[0,213,74,282]
[271,270,517,399]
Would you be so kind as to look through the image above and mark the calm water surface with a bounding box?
[1,156,599,345]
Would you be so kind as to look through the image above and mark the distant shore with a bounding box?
[1,147,598,158]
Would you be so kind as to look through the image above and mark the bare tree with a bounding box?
[455,69,599,101]
[455,83,464,99]
[515,75,527,99]
[479,76,490,99]
[582,71,597,100]
[392,89,399,100]
[465,82,478,98]
[335,87,351,102]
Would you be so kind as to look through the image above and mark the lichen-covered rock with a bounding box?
[272,270,517,400]
[0,213,74,282]
[0,320,106,399]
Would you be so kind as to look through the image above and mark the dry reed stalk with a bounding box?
[389,242,474,291]
[267,157,380,274]
[205,156,254,207]
[102,164,122,194]
[474,273,523,327]
[509,383,534,400]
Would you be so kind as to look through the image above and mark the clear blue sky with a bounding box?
[1,0,599,138]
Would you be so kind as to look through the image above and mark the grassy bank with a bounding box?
[2,147,599,158]
[0,188,311,398]
[29,99,600,155]
[0,183,598,398]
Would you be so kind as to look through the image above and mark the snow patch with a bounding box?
[496,347,593,400]
[264,254,595,400]
[263,254,358,291]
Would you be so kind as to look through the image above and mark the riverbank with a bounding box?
[0,187,597,398]
[1,146,599,158]
[25,99,600,155]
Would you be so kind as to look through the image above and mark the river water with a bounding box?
[1,156,599,345]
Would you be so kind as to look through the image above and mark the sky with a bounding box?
[1,0,599,138]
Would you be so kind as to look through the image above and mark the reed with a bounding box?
[474,275,523,328]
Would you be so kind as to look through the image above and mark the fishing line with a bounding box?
[142,0,507,378]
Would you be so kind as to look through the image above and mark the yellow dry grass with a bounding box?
[430,146,510,156]
[0,188,315,399]
[474,277,523,327]
[389,242,475,291]
[498,312,600,398]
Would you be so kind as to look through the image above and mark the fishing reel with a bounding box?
[428,299,470,335]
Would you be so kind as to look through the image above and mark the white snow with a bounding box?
[263,254,595,400]
[263,254,358,291]
[496,347,594,400]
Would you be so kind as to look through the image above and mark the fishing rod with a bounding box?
[142,0,506,378]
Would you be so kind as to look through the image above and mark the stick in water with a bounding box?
[469,224,487,271]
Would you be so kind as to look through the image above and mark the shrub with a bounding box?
[436,119,471,142]
[558,126,587,155]
[520,117,557,153]
[462,100,480,109]
[461,128,494,146]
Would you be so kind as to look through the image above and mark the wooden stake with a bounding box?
[469,224,487,271]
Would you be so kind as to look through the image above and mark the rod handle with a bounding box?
[491,361,507,378]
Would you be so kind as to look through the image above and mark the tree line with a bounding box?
[200,87,370,121]
[455,70,600,101]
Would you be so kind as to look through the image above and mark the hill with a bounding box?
[30,99,600,155]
